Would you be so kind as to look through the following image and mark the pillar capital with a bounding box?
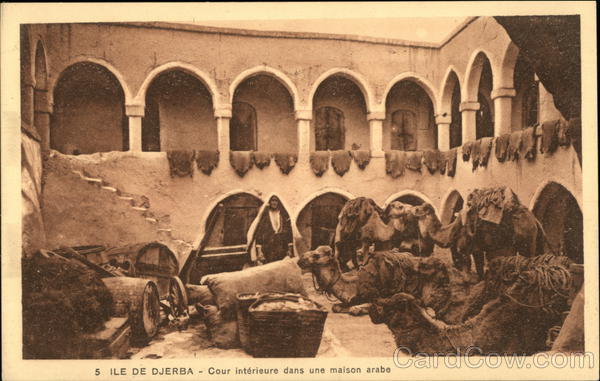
[214,106,232,119]
[459,102,480,112]
[435,114,451,125]
[295,109,312,121]
[491,87,516,100]
[125,103,145,117]
[367,111,386,121]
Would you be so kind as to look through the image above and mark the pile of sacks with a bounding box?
[190,257,306,349]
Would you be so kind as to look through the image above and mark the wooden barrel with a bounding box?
[102,277,161,341]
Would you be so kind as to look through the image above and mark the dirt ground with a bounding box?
[129,272,397,359]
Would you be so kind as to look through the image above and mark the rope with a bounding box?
[311,266,343,303]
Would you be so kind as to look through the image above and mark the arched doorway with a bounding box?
[312,75,368,151]
[51,62,128,154]
[231,74,296,152]
[533,182,583,263]
[512,53,539,129]
[450,74,463,148]
[384,80,437,151]
[476,57,494,139]
[142,70,216,152]
[192,193,263,278]
[296,193,349,252]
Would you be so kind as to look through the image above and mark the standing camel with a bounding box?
[334,198,433,271]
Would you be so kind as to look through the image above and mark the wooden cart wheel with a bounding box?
[167,276,189,318]
[141,282,161,340]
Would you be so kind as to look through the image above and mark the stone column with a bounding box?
[33,89,52,150]
[460,101,479,143]
[436,115,451,151]
[367,111,385,157]
[22,77,35,126]
[215,106,232,164]
[491,87,516,135]
[295,109,312,163]
[125,103,145,152]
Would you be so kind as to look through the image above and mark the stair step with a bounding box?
[131,206,148,212]
[118,196,134,202]
[145,217,158,223]
[157,228,173,232]
[101,186,118,192]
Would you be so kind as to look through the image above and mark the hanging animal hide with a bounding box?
[473,137,493,170]
[494,134,510,162]
[167,150,195,177]
[273,152,298,175]
[506,130,523,161]
[351,150,371,170]
[309,151,330,177]
[406,151,423,171]
[470,140,481,170]
[229,151,253,177]
[331,150,352,176]
[438,151,448,175]
[446,148,457,177]
[520,125,537,161]
[422,150,440,174]
[385,150,406,178]
[462,141,474,161]
[540,120,559,155]
[195,150,219,175]
[252,151,272,170]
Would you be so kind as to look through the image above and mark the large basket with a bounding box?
[236,292,261,354]
[248,293,328,358]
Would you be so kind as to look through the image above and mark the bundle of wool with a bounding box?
[22,252,113,359]
[540,120,559,155]
[230,151,253,177]
[195,150,219,175]
[167,150,195,177]
[351,150,371,170]
[520,125,537,161]
[252,151,272,170]
[406,151,423,171]
[494,134,510,162]
[273,152,298,175]
[385,150,406,178]
[422,150,440,174]
[507,130,523,161]
[331,150,352,176]
[309,151,330,177]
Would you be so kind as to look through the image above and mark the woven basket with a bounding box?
[248,293,327,358]
[236,292,261,354]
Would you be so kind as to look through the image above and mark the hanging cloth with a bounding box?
[422,150,440,174]
[495,133,510,162]
[406,151,423,171]
[252,151,272,170]
[520,125,537,161]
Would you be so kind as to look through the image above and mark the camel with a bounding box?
[402,187,558,280]
[369,255,574,355]
[298,246,473,316]
[297,246,371,315]
[334,198,433,272]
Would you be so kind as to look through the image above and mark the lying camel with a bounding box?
[370,256,573,355]
[298,246,474,317]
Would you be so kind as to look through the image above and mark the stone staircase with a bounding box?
[69,168,193,254]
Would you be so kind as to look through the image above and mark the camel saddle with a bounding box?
[467,186,519,225]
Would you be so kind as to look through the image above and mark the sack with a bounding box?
[198,304,239,349]
[201,257,306,320]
